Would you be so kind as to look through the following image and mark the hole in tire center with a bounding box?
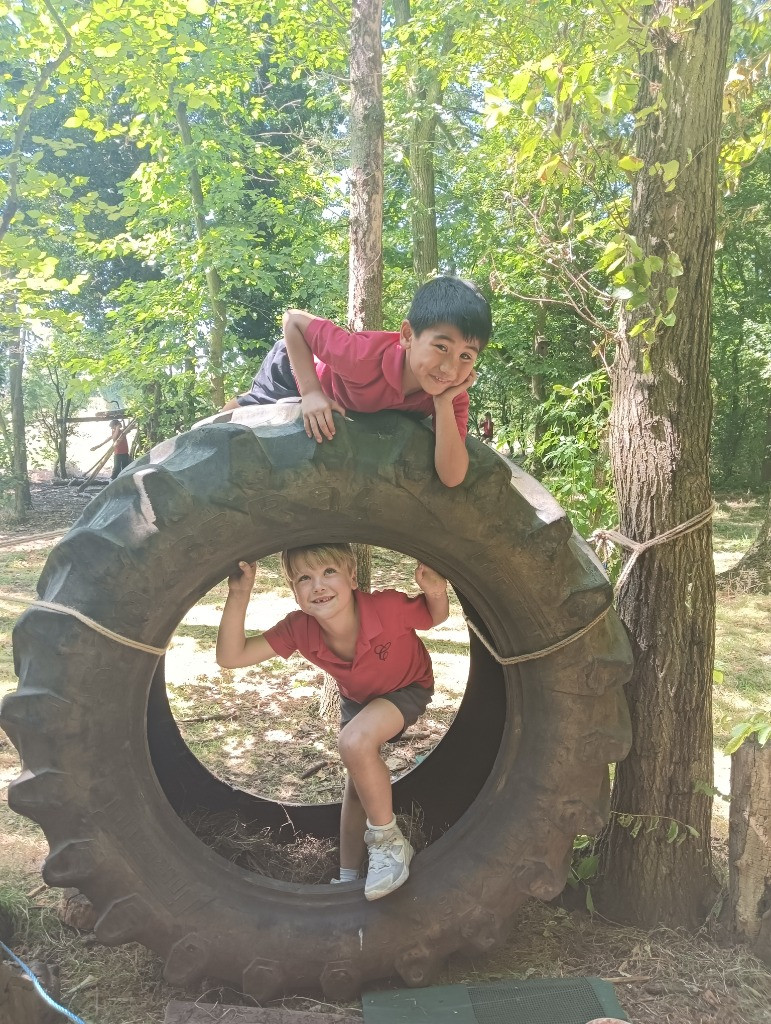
[154,546,474,880]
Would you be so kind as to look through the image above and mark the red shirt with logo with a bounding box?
[305,318,469,439]
[263,588,435,702]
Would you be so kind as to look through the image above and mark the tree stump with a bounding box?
[728,737,771,966]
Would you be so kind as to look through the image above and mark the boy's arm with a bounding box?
[415,563,450,626]
[432,371,477,487]
[282,310,345,443]
[216,561,280,669]
[90,436,111,452]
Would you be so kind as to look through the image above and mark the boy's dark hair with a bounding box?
[407,276,493,349]
[109,419,122,428]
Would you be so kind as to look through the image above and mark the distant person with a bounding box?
[216,542,449,900]
[91,419,131,479]
[221,276,493,487]
[480,411,494,442]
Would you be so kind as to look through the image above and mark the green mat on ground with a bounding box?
[362,977,628,1024]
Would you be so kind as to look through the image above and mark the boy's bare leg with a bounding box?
[338,699,405,826]
[221,397,241,411]
[339,774,367,872]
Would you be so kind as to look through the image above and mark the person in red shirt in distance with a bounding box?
[221,277,493,488]
[216,543,449,901]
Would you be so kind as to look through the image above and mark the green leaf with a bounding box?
[661,160,680,182]
[585,886,595,913]
[186,0,208,13]
[666,821,679,843]
[509,69,531,101]
[712,668,724,684]
[618,155,644,172]
[661,312,676,326]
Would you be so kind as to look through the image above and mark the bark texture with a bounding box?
[602,0,732,928]
[728,738,771,966]
[348,0,384,331]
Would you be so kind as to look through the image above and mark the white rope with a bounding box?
[7,595,167,656]
[463,605,611,666]
[589,504,716,593]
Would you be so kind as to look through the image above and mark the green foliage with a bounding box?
[724,713,771,755]
[530,371,616,535]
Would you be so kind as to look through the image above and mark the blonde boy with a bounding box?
[216,543,449,900]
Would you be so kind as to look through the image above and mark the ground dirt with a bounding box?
[0,486,769,1024]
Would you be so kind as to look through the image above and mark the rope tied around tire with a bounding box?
[6,597,167,656]
[589,504,716,593]
[464,606,611,665]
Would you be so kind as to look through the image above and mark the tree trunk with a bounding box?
[348,0,383,332]
[175,102,227,408]
[56,396,71,479]
[9,326,32,522]
[601,0,731,929]
[728,737,771,966]
[393,0,443,283]
[321,0,384,723]
[717,491,771,592]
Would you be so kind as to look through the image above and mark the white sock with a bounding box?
[366,816,397,833]
[338,867,360,882]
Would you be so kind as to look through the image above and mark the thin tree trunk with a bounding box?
[320,0,385,724]
[348,0,383,332]
[393,0,444,283]
[175,102,227,408]
[601,0,731,929]
[9,326,32,522]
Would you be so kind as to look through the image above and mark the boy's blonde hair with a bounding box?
[281,543,357,588]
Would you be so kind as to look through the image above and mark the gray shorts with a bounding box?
[340,682,433,741]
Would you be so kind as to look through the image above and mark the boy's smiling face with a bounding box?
[289,555,357,622]
[400,321,480,397]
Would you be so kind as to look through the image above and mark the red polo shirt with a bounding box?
[263,589,435,703]
[305,318,469,439]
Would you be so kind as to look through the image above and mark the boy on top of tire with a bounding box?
[221,277,493,487]
[216,542,449,901]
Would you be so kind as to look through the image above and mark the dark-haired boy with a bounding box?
[222,277,493,487]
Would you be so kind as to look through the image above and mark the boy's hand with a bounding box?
[433,369,478,406]
[415,562,447,598]
[301,391,346,443]
[228,560,256,597]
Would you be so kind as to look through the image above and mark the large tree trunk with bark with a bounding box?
[9,326,32,523]
[717,491,771,592]
[348,0,383,332]
[728,737,771,967]
[601,0,731,929]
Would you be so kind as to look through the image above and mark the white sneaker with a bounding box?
[364,822,414,901]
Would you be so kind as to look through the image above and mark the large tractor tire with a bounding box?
[2,407,632,999]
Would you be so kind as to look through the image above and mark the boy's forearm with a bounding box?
[433,401,469,487]
[216,592,250,667]
[423,589,450,626]
[282,310,322,395]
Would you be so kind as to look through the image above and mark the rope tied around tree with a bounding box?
[462,504,716,667]
[589,504,716,594]
[6,504,714,666]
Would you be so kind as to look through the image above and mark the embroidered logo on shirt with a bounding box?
[374,642,391,661]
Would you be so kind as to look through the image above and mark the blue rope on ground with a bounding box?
[0,938,90,1024]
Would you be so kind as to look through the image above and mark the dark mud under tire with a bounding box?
[2,409,632,999]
